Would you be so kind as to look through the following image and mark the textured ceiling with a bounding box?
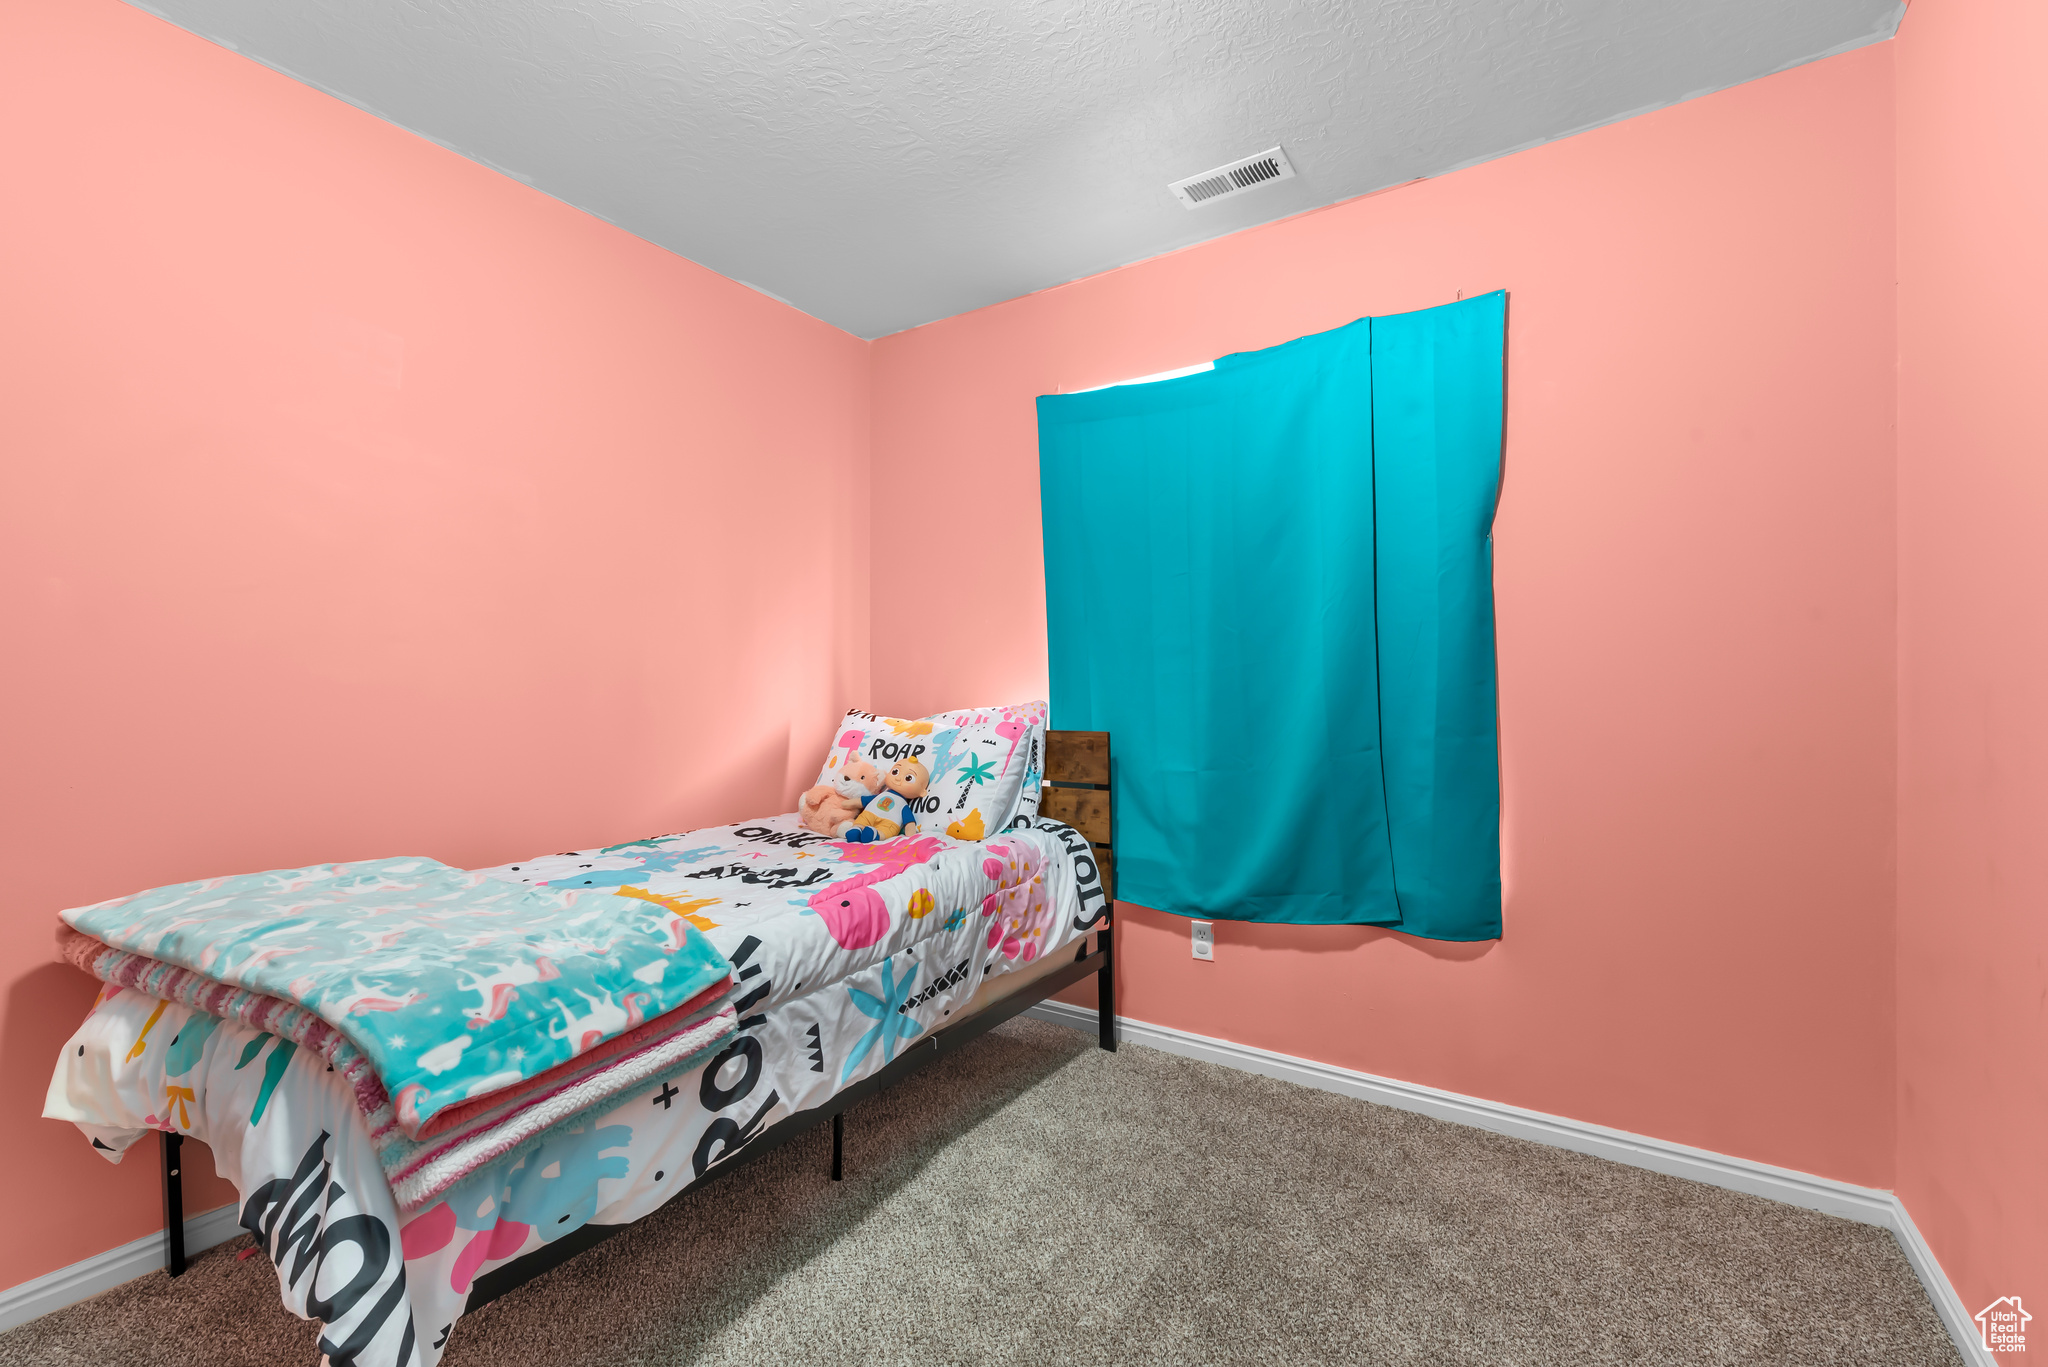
[128,0,1901,338]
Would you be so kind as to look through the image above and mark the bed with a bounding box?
[42,726,1116,1367]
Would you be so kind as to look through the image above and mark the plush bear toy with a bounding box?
[798,756,881,837]
[844,757,930,842]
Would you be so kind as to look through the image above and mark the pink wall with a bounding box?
[1895,0,2048,1335]
[0,2,868,1291]
[871,46,1901,1187]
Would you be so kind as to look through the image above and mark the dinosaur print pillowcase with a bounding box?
[813,702,1045,842]
[926,700,1046,821]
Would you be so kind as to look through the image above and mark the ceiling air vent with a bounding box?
[1168,146,1296,209]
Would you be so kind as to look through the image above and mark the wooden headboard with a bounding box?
[1041,730,1113,902]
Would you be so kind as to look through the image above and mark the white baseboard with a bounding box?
[1024,999,1991,1367]
[0,1202,241,1334]
[1887,1197,1994,1366]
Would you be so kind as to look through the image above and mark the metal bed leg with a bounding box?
[1097,919,1117,1053]
[161,1131,187,1277]
[830,1111,843,1181]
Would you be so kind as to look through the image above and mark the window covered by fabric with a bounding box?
[1037,292,1504,941]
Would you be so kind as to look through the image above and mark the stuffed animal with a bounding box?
[798,757,881,836]
[844,757,930,842]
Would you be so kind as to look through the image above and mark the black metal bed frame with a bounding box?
[157,730,1118,1323]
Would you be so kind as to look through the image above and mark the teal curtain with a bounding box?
[1038,292,1503,941]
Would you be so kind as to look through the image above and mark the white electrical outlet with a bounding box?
[1191,919,1214,961]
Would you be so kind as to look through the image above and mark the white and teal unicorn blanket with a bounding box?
[59,857,735,1136]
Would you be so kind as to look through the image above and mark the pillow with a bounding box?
[813,701,1047,841]
[926,700,1047,820]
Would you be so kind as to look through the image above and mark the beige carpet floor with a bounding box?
[0,1017,1961,1366]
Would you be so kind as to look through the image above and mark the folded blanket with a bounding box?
[58,925,402,1139]
[60,856,733,1134]
[57,927,730,1141]
[383,1002,737,1210]
[407,976,728,1141]
[59,926,739,1209]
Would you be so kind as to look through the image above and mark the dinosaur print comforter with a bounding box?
[45,813,1109,1367]
[477,811,1096,1019]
